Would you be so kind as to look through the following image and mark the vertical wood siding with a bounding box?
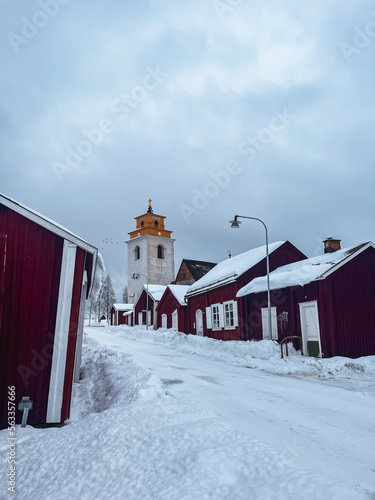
[240,247,375,358]
[0,209,63,428]
[156,288,188,332]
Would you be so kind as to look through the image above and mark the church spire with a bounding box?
[147,198,153,213]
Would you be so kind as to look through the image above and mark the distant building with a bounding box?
[156,285,190,332]
[175,259,217,285]
[134,284,167,329]
[110,303,134,326]
[126,199,175,303]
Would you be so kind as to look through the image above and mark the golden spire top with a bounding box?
[147,198,153,213]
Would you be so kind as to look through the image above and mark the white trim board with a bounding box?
[46,241,77,423]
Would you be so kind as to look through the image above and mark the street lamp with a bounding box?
[132,273,149,330]
[229,215,272,340]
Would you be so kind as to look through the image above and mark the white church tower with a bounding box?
[126,199,175,303]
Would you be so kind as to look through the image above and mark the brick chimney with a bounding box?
[323,237,341,254]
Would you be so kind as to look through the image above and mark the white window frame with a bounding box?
[223,300,238,330]
[211,303,224,330]
[161,313,167,329]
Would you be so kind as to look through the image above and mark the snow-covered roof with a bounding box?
[112,303,134,311]
[0,192,100,300]
[123,310,133,317]
[237,242,373,297]
[144,284,168,301]
[167,285,190,305]
[0,193,97,254]
[186,242,286,296]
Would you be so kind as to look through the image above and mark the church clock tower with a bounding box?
[126,199,175,303]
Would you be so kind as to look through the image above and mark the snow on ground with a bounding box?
[1,326,374,500]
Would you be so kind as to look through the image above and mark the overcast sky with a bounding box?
[1,0,374,298]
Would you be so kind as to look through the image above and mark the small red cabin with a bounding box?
[134,285,167,329]
[0,194,99,429]
[237,242,375,358]
[110,304,134,326]
[156,285,190,332]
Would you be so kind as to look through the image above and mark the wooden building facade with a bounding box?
[0,194,99,429]
[156,285,190,332]
[237,242,375,358]
[186,241,306,341]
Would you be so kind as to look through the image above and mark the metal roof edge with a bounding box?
[186,274,237,297]
[320,242,373,280]
[0,193,98,255]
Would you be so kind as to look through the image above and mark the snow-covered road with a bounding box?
[90,327,374,494]
[1,325,374,500]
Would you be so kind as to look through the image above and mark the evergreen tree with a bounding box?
[121,286,128,303]
[99,274,117,322]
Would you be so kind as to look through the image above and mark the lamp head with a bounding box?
[229,217,241,229]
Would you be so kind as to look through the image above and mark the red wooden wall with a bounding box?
[156,288,188,333]
[241,247,375,358]
[187,242,306,340]
[0,208,63,427]
[0,206,87,428]
[134,290,155,326]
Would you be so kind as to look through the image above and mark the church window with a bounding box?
[157,245,164,259]
[154,221,158,227]
[135,246,140,260]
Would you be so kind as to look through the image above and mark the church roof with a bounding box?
[177,259,217,281]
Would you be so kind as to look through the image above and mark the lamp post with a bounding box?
[229,215,272,340]
[132,273,149,330]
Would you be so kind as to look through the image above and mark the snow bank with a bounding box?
[1,332,369,499]
[104,325,375,382]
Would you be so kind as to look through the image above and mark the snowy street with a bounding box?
[1,325,375,499]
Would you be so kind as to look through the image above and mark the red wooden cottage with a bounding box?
[134,284,167,329]
[156,285,190,332]
[185,241,306,340]
[110,303,134,326]
[237,240,375,358]
[0,194,100,429]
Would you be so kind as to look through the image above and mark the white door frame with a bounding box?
[299,301,322,357]
[261,307,278,340]
[196,309,203,336]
